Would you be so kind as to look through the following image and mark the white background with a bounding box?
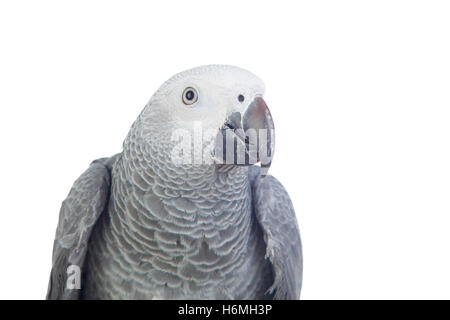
[0,1,449,299]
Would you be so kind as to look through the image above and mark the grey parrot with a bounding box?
[46,65,302,300]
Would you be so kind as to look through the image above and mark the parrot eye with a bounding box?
[238,94,245,102]
[182,87,198,105]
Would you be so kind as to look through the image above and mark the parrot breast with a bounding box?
[81,126,273,299]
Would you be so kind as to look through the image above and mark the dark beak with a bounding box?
[213,96,275,175]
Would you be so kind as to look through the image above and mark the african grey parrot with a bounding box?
[47,65,302,300]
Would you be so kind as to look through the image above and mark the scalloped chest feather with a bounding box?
[81,151,273,299]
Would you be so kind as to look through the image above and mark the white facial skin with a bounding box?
[142,65,265,138]
[132,65,267,166]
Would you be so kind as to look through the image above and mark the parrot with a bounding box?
[46,65,302,300]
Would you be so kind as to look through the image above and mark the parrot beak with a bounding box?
[213,96,275,175]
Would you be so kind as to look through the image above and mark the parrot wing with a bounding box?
[46,154,120,299]
[249,166,303,299]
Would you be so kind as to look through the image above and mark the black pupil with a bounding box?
[238,94,245,102]
[186,90,195,100]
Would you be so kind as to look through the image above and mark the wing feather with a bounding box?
[46,155,119,299]
[249,166,303,299]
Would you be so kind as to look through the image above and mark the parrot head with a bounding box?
[137,65,275,173]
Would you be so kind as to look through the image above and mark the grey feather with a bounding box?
[46,155,119,299]
[46,65,302,300]
[249,166,303,299]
